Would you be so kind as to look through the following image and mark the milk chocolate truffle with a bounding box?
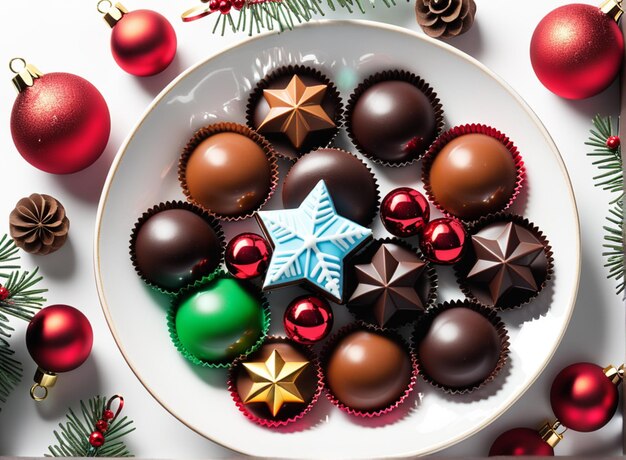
[282,148,379,226]
[131,203,223,292]
[325,329,413,412]
[427,133,518,220]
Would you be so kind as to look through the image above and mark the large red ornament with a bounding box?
[225,233,272,279]
[489,427,555,457]
[530,2,624,99]
[99,2,177,77]
[380,187,430,238]
[283,295,333,344]
[550,362,620,432]
[419,217,466,264]
[9,59,110,174]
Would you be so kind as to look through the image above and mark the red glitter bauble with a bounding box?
[380,187,430,237]
[89,431,105,448]
[283,295,333,344]
[96,420,109,433]
[225,233,272,279]
[11,73,110,174]
[111,9,177,76]
[489,428,554,457]
[26,305,93,373]
[550,362,619,432]
[530,4,623,99]
[419,217,466,264]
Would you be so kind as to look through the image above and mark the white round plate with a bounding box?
[95,20,580,459]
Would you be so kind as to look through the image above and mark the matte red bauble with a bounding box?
[380,187,430,237]
[489,428,555,456]
[9,60,110,174]
[530,2,624,99]
[99,2,177,77]
[225,233,272,279]
[550,362,619,432]
[419,217,466,264]
[283,295,333,344]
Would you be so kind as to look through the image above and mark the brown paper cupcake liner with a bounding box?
[178,122,279,221]
[129,200,225,296]
[422,123,526,222]
[320,321,418,418]
[454,212,554,310]
[228,336,324,428]
[345,237,438,328]
[345,69,445,167]
[413,300,510,395]
[246,65,343,161]
[167,270,271,368]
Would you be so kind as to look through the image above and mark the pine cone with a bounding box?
[9,194,70,255]
[416,0,476,38]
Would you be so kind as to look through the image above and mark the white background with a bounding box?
[0,0,623,457]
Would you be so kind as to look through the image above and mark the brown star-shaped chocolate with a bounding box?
[466,222,547,307]
[349,243,429,327]
[257,75,336,149]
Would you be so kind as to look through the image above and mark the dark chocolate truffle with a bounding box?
[325,330,412,412]
[349,78,438,164]
[457,219,550,309]
[428,133,517,220]
[133,206,223,291]
[183,130,274,218]
[282,148,379,226]
[417,306,502,389]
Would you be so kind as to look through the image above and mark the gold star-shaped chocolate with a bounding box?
[257,75,336,149]
[241,349,310,417]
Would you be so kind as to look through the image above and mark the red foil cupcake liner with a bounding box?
[421,123,526,222]
[320,321,418,418]
[413,300,510,395]
[129,200,225,296]
[454,212,554,310]
[228,336,323,428]
[178,122,279,221]
[345,69,445,167]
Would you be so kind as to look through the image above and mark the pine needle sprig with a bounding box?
[0,335,22,407]
[0,234,21,276]
[1,267,47,322]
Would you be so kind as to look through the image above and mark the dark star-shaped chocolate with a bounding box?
[348,243,430,327]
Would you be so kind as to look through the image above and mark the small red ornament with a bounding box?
[99,1,177,77]
[225,233,272,279]
[530,2,624,99]
[103,409,115,420]
[419,217,466,264]
[283,295,333,344]
[89,396,125,450]
[89,431,105,448]
[489,423,563,457]
[606,135,620,150]
[380,187,430,238]
[96,420,109,432]
[550,362,620,432]
[0,286,9,301]
[9,59,110,174]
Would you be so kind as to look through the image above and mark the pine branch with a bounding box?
[0,335,22,411]
[46,396,135,457]
[0,234,21,277]
[0,267,47,322]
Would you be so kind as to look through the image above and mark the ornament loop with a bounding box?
[30,383,48,401]
[9,57,26,74]
[96,0,112,13]
[105,395,124,421]
[181,5,213,22]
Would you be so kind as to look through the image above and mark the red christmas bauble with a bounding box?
[96,420,109,433]
[419,217,466,264]
[489,428,554,456]
[380,187,430,237]
[0,286,9,301]
[11,72,110,174]
[283,295,333,344]
[26,305,93,373]
[89,431,105,448]
[225,233,272,279]
[111,9,177,76]
[530,4,624,99]
[606,135,620,150]
[550,362,619,432]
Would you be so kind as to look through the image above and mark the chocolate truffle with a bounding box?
[348,76,439,165]
[282,148,379,226]
[325,329,412,412]
[417,305,503,389]
[456,219,550,309]
[427,133,518,220]
[248,67,342,160]
[132,205,223,291]
[182,128,275,218]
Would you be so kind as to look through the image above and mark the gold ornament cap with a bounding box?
[603,363,624,384]
[9,58,43,93]
[30,367,58,401]
[600,0,623,22]
[97,0,128,28]
[538,420,566,448]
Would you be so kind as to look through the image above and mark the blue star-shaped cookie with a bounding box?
[257,180,372,303]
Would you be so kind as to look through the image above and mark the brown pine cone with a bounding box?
[416,0,476,38]
[9,193,70,255]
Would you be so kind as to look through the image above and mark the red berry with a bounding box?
[96,419,109,432]
[103,409,114,420]
[219,0,231,13]
[606,136,620,150]
[0,286,9,301]
[232,0,245,9]
[89,431,105,447]
[209,0,220,11]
